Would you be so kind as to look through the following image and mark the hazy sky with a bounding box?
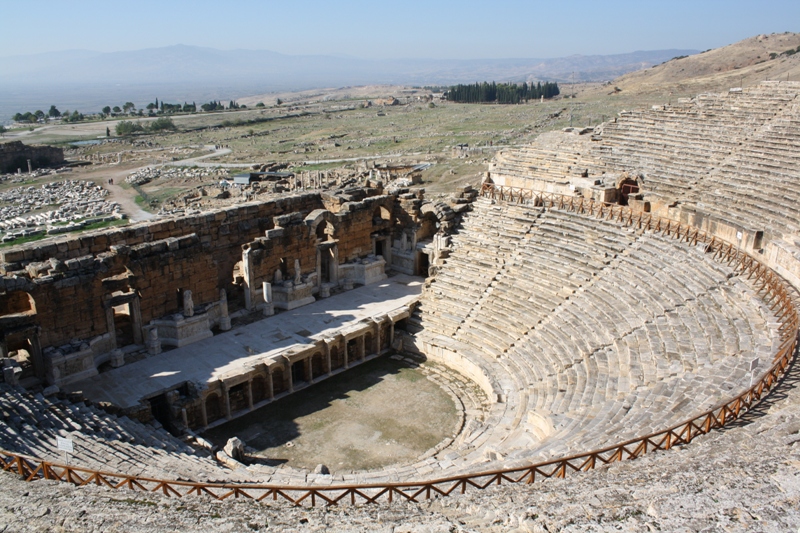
[3,0,798,59]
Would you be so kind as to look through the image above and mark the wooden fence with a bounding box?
[2,183,797,506]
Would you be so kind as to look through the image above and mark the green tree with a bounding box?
[34,110,45,120]
[48,105,61,118]
[102,106,111,115]
[115,120,144,135]
[276,98,282,106]
[148,117,176,132]
[255,102,265,108]
[123,102,135,113]
[112,106,122,114]
[0,125,6,137]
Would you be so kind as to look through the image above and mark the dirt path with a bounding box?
[105,175,156,222]
[74,162,155,222]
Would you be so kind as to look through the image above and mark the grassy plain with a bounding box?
[2,86,675,209]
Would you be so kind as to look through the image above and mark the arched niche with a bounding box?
[0,291,36,317]
[373,205,392,223]
[616,174,640,206]
[316,220,335,242]
[305,209,338,243]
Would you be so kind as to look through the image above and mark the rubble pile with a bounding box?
[125,166,229,187]
[0,180,120,241]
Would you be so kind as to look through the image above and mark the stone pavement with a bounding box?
[66,274,422,409]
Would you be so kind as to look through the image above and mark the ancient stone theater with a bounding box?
[1,81,799,505]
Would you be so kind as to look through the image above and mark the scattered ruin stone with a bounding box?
[224,437,246,462]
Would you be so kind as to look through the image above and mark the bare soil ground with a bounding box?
[202,356,458,472]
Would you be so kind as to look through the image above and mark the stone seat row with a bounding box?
[413,202,780,474]
[0,384,240,482]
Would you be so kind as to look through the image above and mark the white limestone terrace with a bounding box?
[66,274,422,410]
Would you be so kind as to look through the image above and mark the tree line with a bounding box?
[444,81,560,104]
[11,97,250,125]
[115,117,176,136]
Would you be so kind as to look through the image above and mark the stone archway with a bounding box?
[616,174,640,206]
[0,291,44,382]
[204,393,223,425]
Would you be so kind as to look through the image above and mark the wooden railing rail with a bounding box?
[2,183,797,506]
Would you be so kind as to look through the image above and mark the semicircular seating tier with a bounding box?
[410,196,781,473]
[0,383,245,482]
[489,81,800,244]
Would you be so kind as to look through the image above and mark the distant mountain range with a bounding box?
[0,45,697,123]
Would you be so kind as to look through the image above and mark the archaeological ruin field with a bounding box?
[2,35,800,531]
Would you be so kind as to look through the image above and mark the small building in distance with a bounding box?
[232,171,295,186]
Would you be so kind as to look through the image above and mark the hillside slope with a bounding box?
[587,32,800,97]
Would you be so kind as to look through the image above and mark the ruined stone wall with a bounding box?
[0,194,324,350]
[126,235,219,323]
[0,192,417,355]
[0,141,65,174]
[246,221,319,289]
[0,290,33,315]
[337,196,396,262]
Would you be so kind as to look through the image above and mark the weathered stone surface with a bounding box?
[223,437,245,462]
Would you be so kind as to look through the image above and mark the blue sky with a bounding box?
[3,0,798,59]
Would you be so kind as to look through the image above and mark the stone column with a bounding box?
[357,335,365,361]
[304,357,312,383]
[267,369,275,399]
[371,321,381,355]
[324,341,332,376]
[200,399,208,428]
[315,247,323,290]
[384,237,392,266]
[262,282,274,317]
[242,247,256,311]
[130,298,144,345]
[331,245,339,285]
[219,289,232,331]
[343,338,349,369]
[223,386,232,420]
[286,360,294,393]
[105,305,117,348]
[147,327,162,355]
[28,332,45,381]
[247,380,254,411]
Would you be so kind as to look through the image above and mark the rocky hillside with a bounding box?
[587,32,800,97]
